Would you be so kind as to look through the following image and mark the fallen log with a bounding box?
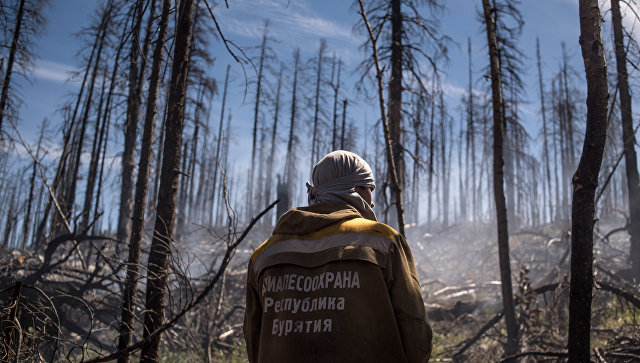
[596,280,640,309]
[498,351,568,362]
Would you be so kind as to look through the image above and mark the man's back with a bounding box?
[243,203,432,363]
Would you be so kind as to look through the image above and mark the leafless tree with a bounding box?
[141,0,196,360]
[568,0,609,361]
[610,0,640,280]
[0,0,48,138]
[355,0,448,229]
[117,0,154,245]
[117,0,169,360]
[481,0,518,355]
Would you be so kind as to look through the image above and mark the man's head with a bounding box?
[307,150,376,220]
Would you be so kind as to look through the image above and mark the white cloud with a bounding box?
[217,0,361,58]
[32,60,78,83]
[419,73,486,102]
[442,82,466,98]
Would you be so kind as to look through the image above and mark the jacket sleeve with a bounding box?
[387,234,433,363]
[243,261,262,363]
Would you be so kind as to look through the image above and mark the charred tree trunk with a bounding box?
[282,49,300,215]
[568,1,608,360]
[551,80,562,221]
[210,64,230,228]
[93,9,130,234]
[358,0,406,235]
[504,88,515,225]
[458,112,465,221]
[186,84,204,225]
[611,0,640,280]
[176,140,189,237]
[412,92,422,224]
[311,40,326,168]
[256,127,267,210]
[141,0,194,360]
[64,12,109,230]
[118,0,149,244]
[117,0,169,359]
[216,112,232,226]
[152,92,169,210]
[22,123,45,248]
[331,55,341,150]
[466,37,477,223]
[2,190,16,248]
[537,38,553,223]
[80,67,108,231]
[196,93,214,224]
[388,0,404,226]
[427,79,436,228]
[439,91,449,227]
[264,66,282,222]
[340,99,347,150]
[560,44,575,220]
[482,0,518,355]
[94,95,112,234]
[561,44,576,171]
[248,22,268,220]
[0,0,25,136]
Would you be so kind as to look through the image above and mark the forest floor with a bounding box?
[410,215,638,361]
[206,215,640,362]
[2,215,637,362]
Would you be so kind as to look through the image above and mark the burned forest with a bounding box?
[1,0,640,361]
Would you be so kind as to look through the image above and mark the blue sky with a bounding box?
[17,0,588,140]
[12,0,636,211]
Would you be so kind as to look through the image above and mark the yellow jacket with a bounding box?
[243,202,432,363]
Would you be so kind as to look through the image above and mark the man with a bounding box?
[243,150,432,362]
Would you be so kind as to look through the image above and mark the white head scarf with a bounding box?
[306,150,377,221]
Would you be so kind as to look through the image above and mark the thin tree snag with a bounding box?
[0,0,25,137]
[141,0,195,360]
[537,38,553,222]
[210,64,230,228]
[357,0,406,236]
[331,55,341,150]
[23,124,46,248]
[264,66,282,217]
[611,0,640,280]
[117,0,170,360]
[481,0,518,356]
[341,98,347,150]
[389,0,404,199]
[248,22,268,221]
[280,49,300,218]
[117,0,146,245]
[569,0,609,361]
[310,40,325,171]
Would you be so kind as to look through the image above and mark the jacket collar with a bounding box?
[273,202,363,235]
